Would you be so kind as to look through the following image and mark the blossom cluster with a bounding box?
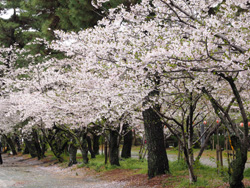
[0,0,249,136]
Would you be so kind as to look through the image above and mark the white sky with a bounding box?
[0,8,37,32]
[0,8,22,19]
[0,9,14,19]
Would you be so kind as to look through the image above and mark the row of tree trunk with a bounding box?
[1,126,134,167]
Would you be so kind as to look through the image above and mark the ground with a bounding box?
[0,153,169,188]
[2,151,250,188]
[0,153,126,188]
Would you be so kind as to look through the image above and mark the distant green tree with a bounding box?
[57,0,103,31]
[21,0,141,34]
[0,0,25,47]
[0,0,141,67]
[22,0,103,36]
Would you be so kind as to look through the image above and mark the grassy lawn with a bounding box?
[167,160,229,187]
[77,154,148,173]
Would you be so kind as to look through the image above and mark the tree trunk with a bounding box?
[39,135,47,157]
[32,129,44,159]
[14,136,21,152]
[181,114,197,183]
[24,139,37,158]
[5,135,17,155]
[188,133,194,167]
[68,138,78,167]
[121,128,133,158]
[45,129,68,162]
[104,139,108,164]
[22,143,29,154]
[80,133,89,164]
[228,136,247,188]
[93,134,100,155]
[109,130,120,166]
[188,164,197,183]
[143,107,169,179]
[87,136,95,158]
[0,141,2,164]
[183,147,197,182]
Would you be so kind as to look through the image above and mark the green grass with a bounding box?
[165,159,228,188]
[120,158,148,174]
[44,150,68,163]
[244,168,250,178]
[77,154,148,173]
[169,159,188,177]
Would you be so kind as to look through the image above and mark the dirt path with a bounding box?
[131,151,250,168]
[166,153,250,168]
[0,154,127,188]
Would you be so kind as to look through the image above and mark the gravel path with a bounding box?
[0,154,127,188]
[131,150,250,168]
[167,154,250,168]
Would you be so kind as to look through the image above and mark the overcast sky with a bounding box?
[0,8,20,19]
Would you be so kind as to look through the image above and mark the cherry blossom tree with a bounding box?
[38,0,249,184]
[0,46,22,155]
[85,0,250,185]
[1,0,250,186]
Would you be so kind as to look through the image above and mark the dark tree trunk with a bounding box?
[109,130,120,166]
[80,133,89,164]
[5,135,17,155]
[24,139,37,158]
[45,128,69,162]
[32,129,44,159]
[68,138,78,167]
[14,136,21,152]
[22,143,30,154]
[186,92,197,183]
[143,107,169,179]
[228,136,247,188]
[93,134,100,155]
[227,77,248,188]
[87,136,95,158]
[104,139,108,164]
[39,135,47,157]
[121,126,133,158]
[0,142,2,164]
